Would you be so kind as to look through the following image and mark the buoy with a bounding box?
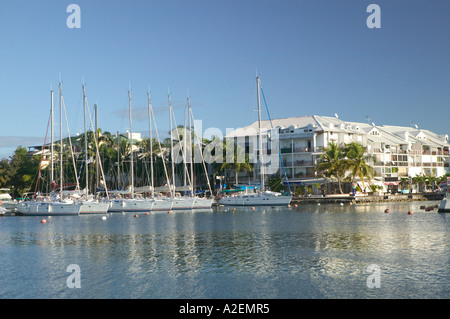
[339,202,344,206]
[317,203,320,206]
[102,216,107,221]
[145,212,150,215]
[287,204,291,208]
[168,210,172,214]
[384,209,390,214]
[408,210,413,215]
[294,204,298,208]
[251,207,255,210]
[41,219,47,224]
[233,208,237,211]
[349,202,353,205]
[134,214,139,218]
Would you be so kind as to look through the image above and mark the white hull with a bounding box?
[108,198,153,212]
[438,194,450,213]
[219,192,292,206]
[171,197,194,210]
[80,200,110,214]
[0,206,6,214]
[193,197,214,209]
[151,198,173,211]
[17,201,81,216]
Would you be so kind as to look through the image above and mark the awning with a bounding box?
[384,182,399,186]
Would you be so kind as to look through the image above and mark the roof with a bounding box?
[225,114,450,148]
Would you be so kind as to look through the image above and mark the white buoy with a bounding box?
[102,216,107,220]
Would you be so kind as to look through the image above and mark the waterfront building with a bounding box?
[226,115,450,193]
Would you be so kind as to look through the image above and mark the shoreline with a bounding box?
[292,192,444,205]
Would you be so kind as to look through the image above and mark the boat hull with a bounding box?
[80,201,110,214]
[17,201,81,216]
[108,199,153,213]
[171,197,194,210]
[193,197,214,209]
[219,194,292,206]
[151,198,173,211]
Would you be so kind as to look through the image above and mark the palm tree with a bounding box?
[314,142,348,193]
[345,142,376,192]
[219,139,253,186]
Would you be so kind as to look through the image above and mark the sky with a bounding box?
[1,0,450,159]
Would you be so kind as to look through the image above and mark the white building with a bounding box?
[226,115,450,191]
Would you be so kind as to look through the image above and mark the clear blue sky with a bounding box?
[1,0,450,159]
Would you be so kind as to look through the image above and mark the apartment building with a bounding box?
[226,115,450,191]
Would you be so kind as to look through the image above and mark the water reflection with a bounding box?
[0,203,449,298]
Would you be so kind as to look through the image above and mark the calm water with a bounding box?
[0,201,449,299]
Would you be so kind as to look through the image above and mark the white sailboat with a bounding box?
[18,83,82,216]
[219,76,292,207]
[108,88,155,212]
[145,90,173,212]
[166,92,213,210]
[186,95,213,209]
[78,83,109,214]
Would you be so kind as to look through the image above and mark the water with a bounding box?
[0,201,449,299]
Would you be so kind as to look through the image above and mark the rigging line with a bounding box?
[190,107,213,195]
[33,111,52,198]
[150,104,171,190]
[260,87,291,193]
[62,95,80,191]
[85,97,110,198]
[171,109,193,188]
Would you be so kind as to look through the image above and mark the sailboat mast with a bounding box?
[128,89,134,198]
[83,84,89,196]
[59,81,63,197]
[95,104,99,191]
[188,95,194,197]
[147,90,154,197]
[169,92,176,197]
[50,89,54,185]
[256,76,264,191]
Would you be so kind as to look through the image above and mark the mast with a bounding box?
[83,84,89,196]
[117,131,120,189]
[147,90,154,197]
[188,95,194,197]
[59,81,63,198]
[95,104,99,191]
[128,88,134,198]
[256,76,264,191]
[168,91,176,197]
[50,89,54,186]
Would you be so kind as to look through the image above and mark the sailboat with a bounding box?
[78,83,109,214]
[108,88,156,212]
[218,76,292,207]
[167,91,194,210]
[166,92,214,210]
[17,83,82,216]
[186,95,214,209]
[145,90,173,212]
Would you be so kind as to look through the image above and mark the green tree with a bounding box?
[9,146,40,198]
[220,140,253,185]
[314,142,348,193]
[345,142,376,191]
